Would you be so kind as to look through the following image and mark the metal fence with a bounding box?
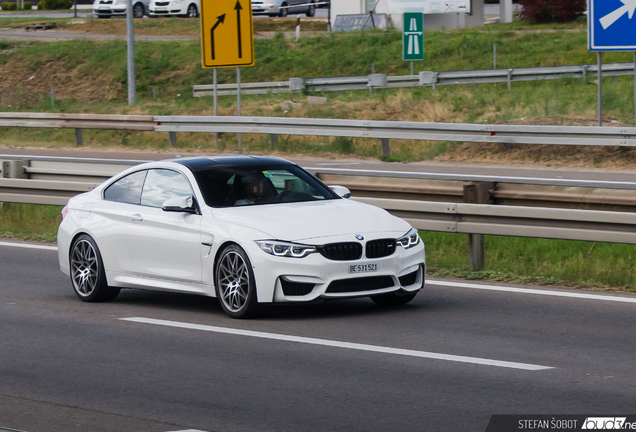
[192,62,635,96]
[3,111,636,157]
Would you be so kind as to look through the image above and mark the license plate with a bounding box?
[349,264,378,273]
[155,6,166,9]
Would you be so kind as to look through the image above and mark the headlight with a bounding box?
[113,0,126,5]
[397,228,421,249]
[256,240,317,258]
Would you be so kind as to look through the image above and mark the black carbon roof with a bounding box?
[172,154,293,172]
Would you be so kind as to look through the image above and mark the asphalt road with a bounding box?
[1,241,636,432]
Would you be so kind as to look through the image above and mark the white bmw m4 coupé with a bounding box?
[58,155,425,318]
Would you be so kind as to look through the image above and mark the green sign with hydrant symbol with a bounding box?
[402,12,424,61]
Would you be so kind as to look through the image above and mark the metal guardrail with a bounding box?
[154,116,636,148]
[192,62,635,96]
[3,112,636,156]
[0,112,154,131]
[355,197,636,245]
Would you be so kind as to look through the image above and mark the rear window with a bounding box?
[103,170,147,205]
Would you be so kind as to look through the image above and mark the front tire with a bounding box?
[186,3,198,17]
[215,245,260,319]
[70,234,120,302]
[133,2,144,18]
[371,291,417,306]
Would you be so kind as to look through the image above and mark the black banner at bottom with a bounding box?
[485,415,636,432]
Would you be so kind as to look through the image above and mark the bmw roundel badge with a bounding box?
[355,234,364,240]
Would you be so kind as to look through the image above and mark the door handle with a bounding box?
[131,213,143,222]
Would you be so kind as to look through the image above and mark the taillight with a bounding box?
[61,205,69,221]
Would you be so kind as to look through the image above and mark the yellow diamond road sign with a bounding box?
[200,0,254,68]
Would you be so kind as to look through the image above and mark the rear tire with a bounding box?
[278,3,288,17]
[371,291,417,306]
[215,245,261,319]
[70,234,120,302]
[306,2,315,17]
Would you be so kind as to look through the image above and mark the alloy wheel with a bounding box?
[71,239,99,297]
[133,3,144,18]
[217,250,250,313]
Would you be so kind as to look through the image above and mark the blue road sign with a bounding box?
[589,0,636,51]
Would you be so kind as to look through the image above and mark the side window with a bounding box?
[140,169,193,208]
[103,170,147,205]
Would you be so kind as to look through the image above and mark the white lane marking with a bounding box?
[120,317,552,371]
[428,279,636,304]
[166,430,209,432]
[0,241,58,251]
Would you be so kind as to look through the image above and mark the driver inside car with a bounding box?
[235,176,265,206]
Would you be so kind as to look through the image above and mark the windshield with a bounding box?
[192,164,339,208]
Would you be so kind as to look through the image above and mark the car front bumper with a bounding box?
[149,3,186,15]
[242,240,426,303]
[93,6,127,17]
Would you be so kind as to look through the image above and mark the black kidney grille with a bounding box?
[326,275,395,293]
[281,279,315,296]
[365,239,397,259]
[319,242,362,261]
[398,270,418,287]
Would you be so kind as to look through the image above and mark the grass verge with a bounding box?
[0,203,61,242]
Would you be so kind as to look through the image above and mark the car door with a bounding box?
[99,169,148,275]
[125,168,203,284]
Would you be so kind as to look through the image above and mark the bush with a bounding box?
[23,1,32,8]
[518,0,586,23]
[1,1,18,10]
[36,0,71,9]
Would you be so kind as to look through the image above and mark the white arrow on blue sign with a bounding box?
[589,0,636,51]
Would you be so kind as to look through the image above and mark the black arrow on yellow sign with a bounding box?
[235,1,243,59]
[210,13,226,60]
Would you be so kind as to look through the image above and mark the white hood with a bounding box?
[212,199,411,242]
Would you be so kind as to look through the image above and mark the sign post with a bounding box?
[403,12,424,75]
[588,0,636,126]
[200,0,254,147]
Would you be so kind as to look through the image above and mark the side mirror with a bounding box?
[329,185,351,199]
[162,196,197,214]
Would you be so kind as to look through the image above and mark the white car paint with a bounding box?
[93,0,150,18]
[148,0,199,18]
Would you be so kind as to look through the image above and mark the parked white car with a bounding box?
[251,0,316,17]
[57,155,425,319]
[149,0,199,18]
[93,0,150,18]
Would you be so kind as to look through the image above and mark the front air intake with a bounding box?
[319,242,362,261]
